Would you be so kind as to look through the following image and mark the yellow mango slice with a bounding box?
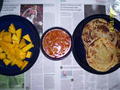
[2,32,12,42]
[0,41,13,52]
[21,60,29,70]
[22,43,34,52]
[0,47,3,53]
[11,59,18,66]
[0,30,5,40]
[12,34,19,44]
[8,24,16,33]
[0,41,16,65]
[3,59,11,65]
[12,34,18,41]
[0,24,34,70]
[16,28,22,43]
[15,60,24,68]
[26,51,32,58]
[18,50,26,60]
[19,39,27,48]
[0,53,6,59]
[23,34,32,42]
[16,28,22,38]
[12,43,18,49]
[20,52,26,60]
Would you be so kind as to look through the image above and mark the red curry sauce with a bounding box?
[42,29,71,58]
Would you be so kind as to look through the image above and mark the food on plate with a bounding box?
[23,34,32,42]
[26,51,32,58]
[82,18,120,72]
[82,19,117,48]
[116,31,120,60]
[87,38,118,71]
[42,28,71,59]
[0,24,34,70]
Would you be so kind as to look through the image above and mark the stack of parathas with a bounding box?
[82,18,120,72]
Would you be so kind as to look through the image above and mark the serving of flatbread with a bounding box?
[82,18,120,72]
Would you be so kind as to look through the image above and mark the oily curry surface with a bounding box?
[42,29,71,59]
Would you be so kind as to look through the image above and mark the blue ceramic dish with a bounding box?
[72,14,120,75]
[0,15,40,76]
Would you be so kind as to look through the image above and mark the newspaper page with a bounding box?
[0,0,57,90]
[0,0,120,90]
[59,0,120,90]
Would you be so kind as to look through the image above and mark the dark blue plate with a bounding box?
[0,15,40,76]
[72,14,120,75]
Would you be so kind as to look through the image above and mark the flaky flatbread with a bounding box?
[82,19,117,48]
[87,38,118,71]
[82,18,120,72]
[116,31,120,61]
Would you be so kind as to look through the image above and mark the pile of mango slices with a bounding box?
[0,24,34,70]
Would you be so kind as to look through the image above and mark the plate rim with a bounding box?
[72,14,120,75]
[41,27,72,61]
[0,14,40,76]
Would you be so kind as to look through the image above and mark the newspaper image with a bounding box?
[20,4,43,34]
[0,0,120,90]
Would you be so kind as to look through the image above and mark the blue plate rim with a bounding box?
[0,14,40,76]
[41,27,72,61]
[72,14,120,75]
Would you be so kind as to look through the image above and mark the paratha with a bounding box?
[87,38,118,71]
[116,31,120,61]
[82,18,120,72]
[82,19,117,48]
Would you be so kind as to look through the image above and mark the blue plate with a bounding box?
[0,15,40,76]
[72,14,120,75]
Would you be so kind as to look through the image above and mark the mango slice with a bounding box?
[21,61,29,70]
[8,24,16,33]
[16,28,22,43]
[0,53,6,59]
[19,39,27,48]
[22,43,34,52]
[2,32,12,42]
[3,59,11,65]
[0,47,3,53]
[23,34,32,42]
[0,30,5,40]
[26,51,32,58]
[0,24,34,70]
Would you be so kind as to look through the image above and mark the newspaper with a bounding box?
[0,0,120,90]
